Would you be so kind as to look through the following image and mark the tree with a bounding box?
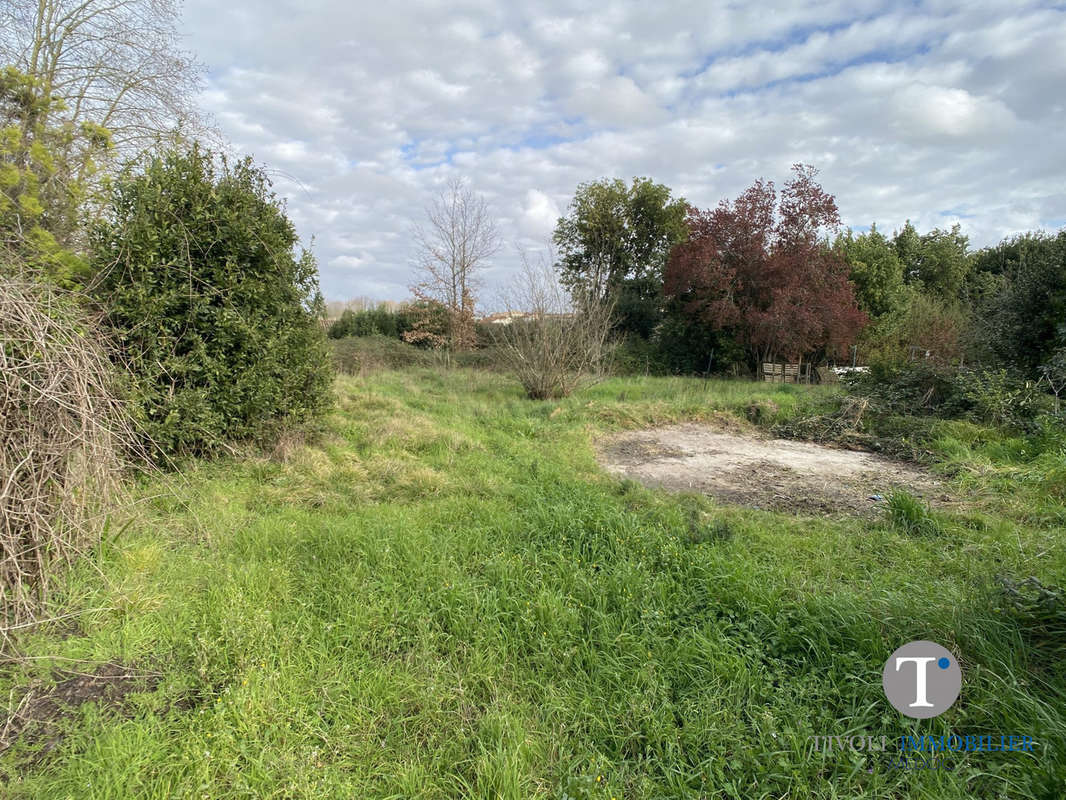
[893,220,971,300]
[401,298,452,350]
[832,224,906,319]
[411,177,499,350]
[0,66,108,284]
[553,176,687,337]
[90,144,332,458]
[893,220,922,283]
[916,224,971,300]
[964,232,1043,307]
[663,164,866,370]
[0,0,205,157]
[975,230,1066,373]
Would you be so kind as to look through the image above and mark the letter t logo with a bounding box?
[896,657,936,707]
[883,641,960,718]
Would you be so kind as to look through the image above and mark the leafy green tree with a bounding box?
[917,224,971,300]
[832,224,905,318]
[965,232,1049,307]
[90,144,332,458]
[893,220,922,283]
[975,230,1066,373]
[553,177,687,337]
[892,221,971,299]
[0,67,108,284]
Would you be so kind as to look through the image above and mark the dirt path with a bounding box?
[598,424,945,516]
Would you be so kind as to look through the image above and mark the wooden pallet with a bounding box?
[762,362,812,383]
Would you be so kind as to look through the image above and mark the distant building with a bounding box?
[480,311,533,325]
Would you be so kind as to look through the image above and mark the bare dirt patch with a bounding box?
[599,424,946,516]
[0,662,161,764]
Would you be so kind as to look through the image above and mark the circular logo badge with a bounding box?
[882,640,961,719]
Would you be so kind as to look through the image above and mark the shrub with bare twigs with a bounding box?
[491,250,615,400]
[0,276,132,628]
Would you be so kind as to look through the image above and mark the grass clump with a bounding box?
[886,490,943,536]
[995,576,1066,677]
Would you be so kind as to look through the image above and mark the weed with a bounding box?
[886,490,943,536]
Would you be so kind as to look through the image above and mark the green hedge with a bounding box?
[91,144,332,459]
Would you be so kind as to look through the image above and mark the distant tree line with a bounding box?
[546,167,1065,395]
[327,163,1065,409]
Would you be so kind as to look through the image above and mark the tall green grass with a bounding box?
[887,490,944,536]
[1,369,1063,798]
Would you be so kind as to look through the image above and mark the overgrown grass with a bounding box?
[330,335,508,375]
[1,369,1064,798]
[886,490,944,537]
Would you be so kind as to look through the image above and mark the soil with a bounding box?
[0,662,161,764]
[598,423,946,516]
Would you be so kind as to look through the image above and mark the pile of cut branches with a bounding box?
[0,277,132,630]
[772,395,872,445]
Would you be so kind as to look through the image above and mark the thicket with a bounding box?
[491,256,615,399]
[838,228,1066,430]
[90,144,333,458]
[0,67,129,624]
[0,278,132,625]
[328,305,414,339]
[330,335,507,375]
[844,362,1057,431]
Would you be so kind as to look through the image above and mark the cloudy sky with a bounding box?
[182,0,1066,302]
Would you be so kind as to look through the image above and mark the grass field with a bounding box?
[2,369,1064,798]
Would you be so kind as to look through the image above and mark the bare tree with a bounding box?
[492,247,615,399]
[410,177,499,350]
[0,0,207,157]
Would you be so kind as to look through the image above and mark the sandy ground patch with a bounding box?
[599,424,946,516]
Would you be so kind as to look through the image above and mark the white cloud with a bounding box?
[182,0,1066,301]
[518,189,561,240]
[889,84,1016,140]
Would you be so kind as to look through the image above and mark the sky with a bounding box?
[181,0,1066,303]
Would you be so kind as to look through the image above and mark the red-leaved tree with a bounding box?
[664,164,867,370]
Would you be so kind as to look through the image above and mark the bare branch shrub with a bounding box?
[492,249,615,400]
[0,276,132,628]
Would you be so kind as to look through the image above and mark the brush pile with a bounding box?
[0,277,131,629]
